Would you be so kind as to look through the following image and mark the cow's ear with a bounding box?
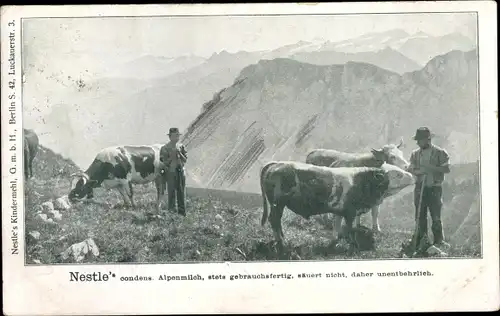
[88,180,99,187]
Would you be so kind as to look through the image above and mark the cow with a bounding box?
[24,129,39,180]
[305,139,410,232]
[69,144,167,211]
[260,161,415,253]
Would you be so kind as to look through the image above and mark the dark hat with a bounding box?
[168,127,181,135]
[412,127,434,140]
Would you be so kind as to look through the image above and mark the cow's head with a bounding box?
[372,138,409,170]
[380,163,415,197]
[69,172,98,202]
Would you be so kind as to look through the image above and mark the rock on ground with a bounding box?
[60,238,100,263]
[28,231,41,240]
[27,231,41,243]
[41,201,55,212]
[48,210,63,221]
[37,213,56,224]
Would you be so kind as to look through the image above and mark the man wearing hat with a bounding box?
[160,127,188,216]
[407,127,451,248]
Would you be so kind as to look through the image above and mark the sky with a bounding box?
[22,12,477,76]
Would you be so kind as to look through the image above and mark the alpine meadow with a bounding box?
[22,17,481,264]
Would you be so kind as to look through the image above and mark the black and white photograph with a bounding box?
[21,11,482,264]
[2,3,498,315]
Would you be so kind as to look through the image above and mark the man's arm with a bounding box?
[421,148,451,174]
[436,148,451,173]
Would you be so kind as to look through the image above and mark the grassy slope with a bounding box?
[25,146,481,264]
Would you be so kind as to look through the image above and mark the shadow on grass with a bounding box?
[236,237,357,261]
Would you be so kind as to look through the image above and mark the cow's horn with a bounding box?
[397,138,404,148]
[70,172,83,178]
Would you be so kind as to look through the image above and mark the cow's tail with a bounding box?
[260,161,276,226]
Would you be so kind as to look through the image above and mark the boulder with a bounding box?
[28,231,41,240]
[41,201,55,213]
[27,231,41,244]
[34,205,44,214]
[48,210,63,221]
[37,213,55,224]
[60,238,100,263]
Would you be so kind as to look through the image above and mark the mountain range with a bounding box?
[181,49,479,193]
[267,29,476,67]
[22,29,477,168]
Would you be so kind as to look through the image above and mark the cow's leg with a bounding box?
[344,212,358,253]
[270,203,285,254]
[29,157,35,178]
[127,182,135,207]
[344,211,356,248]
[154,176,163,212]
[371,205,381,232]
[115,187,128,208]
[86,188,94,199]
[116,183,132,208]
[333,214,345,241]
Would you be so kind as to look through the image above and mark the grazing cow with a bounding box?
[24,129,39,180]
[69,144,167,210]
[260,161,415,252]
[305,139,410,232]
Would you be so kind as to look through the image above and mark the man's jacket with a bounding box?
[409,144,450,187]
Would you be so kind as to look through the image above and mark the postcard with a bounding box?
[1,2,498,314]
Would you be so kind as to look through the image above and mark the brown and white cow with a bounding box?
[260,161,415,252]
[69,144,167,210]
[24,128,39,180]
[305,139,410,232]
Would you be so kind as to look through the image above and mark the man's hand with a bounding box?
[407,165,426,176]
[412,169,426,176]
[420,165,435,175]
[178,152,187,162]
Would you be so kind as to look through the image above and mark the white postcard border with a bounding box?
[1,2,498,315]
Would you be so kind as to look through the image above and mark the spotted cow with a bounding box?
[305,139,410,232]
[69,144,167,210]
[260,161,415,252]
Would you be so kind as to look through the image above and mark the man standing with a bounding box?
[407,127,451,248]
[160,127,188,216]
